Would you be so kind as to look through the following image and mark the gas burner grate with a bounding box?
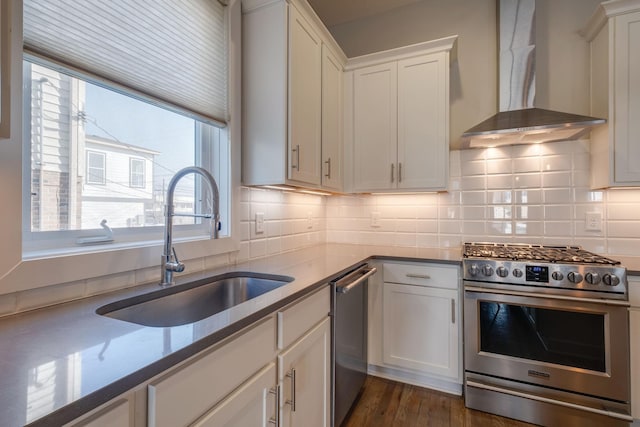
[463,242,621,265]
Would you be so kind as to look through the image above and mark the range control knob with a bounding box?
[482,264,494,276]
[551,271,564,281]
[603,274,621,287]
[512,268,523,278]
[567,271,584,284]
[468,264,479,277]
[496,266,509,278]
[585,272,601,285]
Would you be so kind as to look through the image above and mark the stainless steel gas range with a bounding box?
[462,242,632,427]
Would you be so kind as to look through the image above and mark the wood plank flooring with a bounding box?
[342,376,536,427]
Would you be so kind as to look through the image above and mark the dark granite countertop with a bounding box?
[0,243,461,427]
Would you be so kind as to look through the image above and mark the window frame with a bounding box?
[0,0,241,295]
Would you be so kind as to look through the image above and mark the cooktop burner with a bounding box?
[463,242,620,265]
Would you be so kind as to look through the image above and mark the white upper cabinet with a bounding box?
[321,45,343,191]
[346,36,456,193]
[583,0,640,188]
[242,0,346,190]
[288,5,322,186]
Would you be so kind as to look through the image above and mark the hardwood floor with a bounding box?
[342,376,536,427]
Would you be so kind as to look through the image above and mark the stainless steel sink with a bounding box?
[96,272,294,327]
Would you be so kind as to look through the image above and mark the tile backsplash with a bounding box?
[327,140,640,256]
[2,139,640,315]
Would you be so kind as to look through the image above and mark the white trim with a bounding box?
[344,35,458,71]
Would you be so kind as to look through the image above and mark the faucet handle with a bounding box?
[167,247,185,272]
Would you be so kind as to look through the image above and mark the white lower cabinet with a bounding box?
[147,317,278,427]
[192,363,278,427]
[382,283,458,379]
[369,261,462,394]
[629,275,640,421]
[278,318,331,427]
[62,285,331,427]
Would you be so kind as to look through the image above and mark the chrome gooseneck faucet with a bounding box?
[161,166,220,286]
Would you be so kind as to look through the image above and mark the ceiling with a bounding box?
[307,0,424,28]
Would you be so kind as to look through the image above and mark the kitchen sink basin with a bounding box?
[96,272,294,327]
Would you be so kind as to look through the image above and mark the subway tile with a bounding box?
[462,221,486,235]
[438,220,461,234]
[485,146,513,160]
[513,157,541,173]
[543,188,573,204]
[463,206,487,220]
[574,238,606,254]
[438,234,462,248]
[461,191,486,205]
[544,221,573,236]
[486,159,512,175]
[487,205,512,220]
[439,206,461,219]
[486,190,512,204]
[606,239,640,256]
[417,234,440,248]
[487,174,513,189]
[439,190,462,205]
[18,280,86,312]
[461,176,486,191]
[461,160,486,176]
[544,205,574,220]
[515,205,543,220]
[541,171,571,188]
[607,189,640,203]
[486,221,513,235]
[87,272,136,295]
[514,221,543,236]
[417,219,439,233]
[513,173,541,188]
[607,221,640,238]
[607,204,640,220]
[514,189,541,204]
[541,155,572,172]
[574,189,603,203]
[0,293,17,317]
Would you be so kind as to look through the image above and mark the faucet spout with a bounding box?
[160,166,220,287]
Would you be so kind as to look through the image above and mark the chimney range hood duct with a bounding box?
[461,0,605,148]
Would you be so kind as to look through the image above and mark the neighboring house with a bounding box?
[82,135,158,229]
[28,63,176,232]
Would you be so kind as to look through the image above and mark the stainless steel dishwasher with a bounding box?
[331,263,377,427]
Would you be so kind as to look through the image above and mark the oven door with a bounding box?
[464,283,630,403]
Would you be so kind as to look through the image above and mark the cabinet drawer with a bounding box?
[148,316,277,427]
[383,262,458,289]
[278,286,330,350]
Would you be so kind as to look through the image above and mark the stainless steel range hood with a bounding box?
[461,0,605,148]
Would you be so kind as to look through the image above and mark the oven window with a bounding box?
[479,302,605,372]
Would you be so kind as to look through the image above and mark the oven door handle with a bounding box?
[466,380,633,422]
[464,286,630,307]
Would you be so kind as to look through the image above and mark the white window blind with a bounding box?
[23,0,228,125]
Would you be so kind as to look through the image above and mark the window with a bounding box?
[129,158,145,188]
[21,1,231,255]
[86,151,106,185]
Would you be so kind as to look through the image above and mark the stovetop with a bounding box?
[462,243,627,299]
[463,242,620,265]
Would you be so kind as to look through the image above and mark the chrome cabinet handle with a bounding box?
[268,384,280,425]
[390,163,395,183]
[286,368,296,412]
[324,157,331,179]
[398,162,402,183]
[292,145,300,171]
[451,299,455,324]
[406,273,431,280]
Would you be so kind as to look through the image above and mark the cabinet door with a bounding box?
[613,11,640,184]
[321,45,343,191]
[631,309,640,420]
[148,317,277,427]
[66,399,130,427]
[279,317,330,427]
[288,5,322,186]
[382,283,458,379]
[353,62,398,192]
[192,363,277,427]
[397,53,448,190]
